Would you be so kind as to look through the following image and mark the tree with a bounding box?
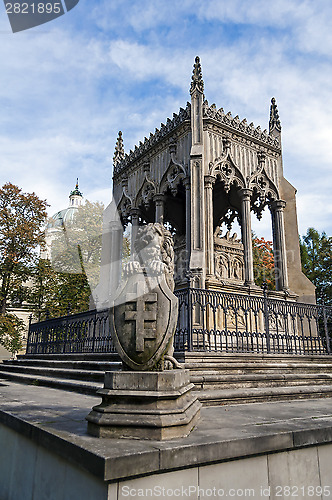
[252,233,275,289]
[300,228,332,305]
[32,200,104,319]
[0,313,24,354]
[0,183,48,315]
[31,258,91,320]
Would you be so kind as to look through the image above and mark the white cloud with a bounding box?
[0,0,331,239]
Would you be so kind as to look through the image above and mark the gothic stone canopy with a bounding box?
[110,57,314,301]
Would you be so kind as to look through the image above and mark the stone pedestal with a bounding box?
[86,370,201,440]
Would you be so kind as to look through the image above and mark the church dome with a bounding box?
[47,179,83,229]
[47,206,79,229]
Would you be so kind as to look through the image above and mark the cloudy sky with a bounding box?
[0,0,331,239]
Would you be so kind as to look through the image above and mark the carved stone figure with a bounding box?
[87,223,201,440]
[214,230,245,284]
[110,223,180,371]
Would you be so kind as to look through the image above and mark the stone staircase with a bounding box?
[2,352,332,405]
[0,354,120,395]
[181,352,332,405]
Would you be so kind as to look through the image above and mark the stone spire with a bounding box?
[269,97,281,135]
[190,56,204,95]
[113,131,125,167]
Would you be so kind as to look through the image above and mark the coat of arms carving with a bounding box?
[110,223,179,371]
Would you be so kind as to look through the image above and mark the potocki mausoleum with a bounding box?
[24,57,331,358]
[107,56,314,305]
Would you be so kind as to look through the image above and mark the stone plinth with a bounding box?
[86,370,201,440]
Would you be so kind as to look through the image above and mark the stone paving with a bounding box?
[1,380,332,481]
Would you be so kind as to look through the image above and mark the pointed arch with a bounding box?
[135,177,156,209]
[249,167,280,219]
[159,159,186,196]
[209,152,245,192]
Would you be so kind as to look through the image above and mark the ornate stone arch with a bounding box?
[135,176,156,209]
[159,159,186,196]
[209,153,245,192]
[117,192,132,225]
[249,168,279,220]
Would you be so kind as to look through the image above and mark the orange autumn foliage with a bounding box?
[252,234,275,289]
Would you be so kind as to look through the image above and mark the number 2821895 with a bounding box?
[6,3,62,14]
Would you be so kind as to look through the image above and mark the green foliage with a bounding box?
[30,258,91,320]
[0,313,24,353]
[300,228,332,305]
[0,183,48,314]
[50,200,104,289]
[32,200,104,319]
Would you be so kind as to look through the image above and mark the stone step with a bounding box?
[196,384,332,406]
[3,352,332,405]
[0,364,107,382]
[20,352,332,364]
[181,352,332,365]
[188,363,332,375]
[191,372,332,390]
[18,353,119,361]
[3,359,121,372]
[2,369,332,406]
[9,358,332,377]
[0,370,102,396]
[3,363,332,390]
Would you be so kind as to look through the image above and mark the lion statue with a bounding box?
[124,222,175,292]
[123,223,181,370]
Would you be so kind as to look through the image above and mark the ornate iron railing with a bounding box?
[26,288,332,356]
[26,308,115,355]
[174,288,332,355]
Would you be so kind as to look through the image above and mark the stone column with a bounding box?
[270,200,289,291]
[204,175,215,277]
[154,194,164,224]
[184,178,191,276]
[130,208,140,250]
[239,188,254,286]
[109,220,123,293]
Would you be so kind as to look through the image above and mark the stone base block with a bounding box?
[86,370,201,440]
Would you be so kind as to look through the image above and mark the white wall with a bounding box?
[1,422,332,500]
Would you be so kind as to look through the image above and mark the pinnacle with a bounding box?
[269,97,281,134]
[190,55,204,94]
[113,130,125,166]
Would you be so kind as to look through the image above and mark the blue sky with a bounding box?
[0,0,331,239]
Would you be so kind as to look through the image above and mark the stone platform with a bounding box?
[1,380,332,499]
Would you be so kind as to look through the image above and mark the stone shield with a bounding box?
[110,273,178,370]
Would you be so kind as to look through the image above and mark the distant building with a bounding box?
[43,179,83,260]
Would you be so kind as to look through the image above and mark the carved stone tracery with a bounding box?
[209,153,245,193]
[203,99,280,150]
[136,178,156,209]
[160,162,186,196]
[214,230,245,283]
[110,56,296,300]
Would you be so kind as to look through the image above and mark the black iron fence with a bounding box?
[174,288,332,355]
[27,308,115,355]
[26,288,332,356]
